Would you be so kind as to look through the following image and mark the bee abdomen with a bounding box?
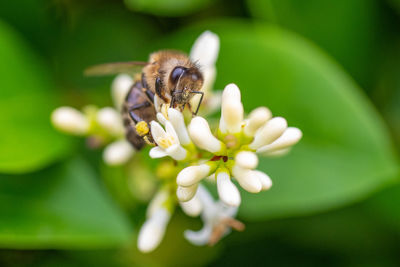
[121,80,156,150]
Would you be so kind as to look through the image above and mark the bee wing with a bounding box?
[84,61,149,76]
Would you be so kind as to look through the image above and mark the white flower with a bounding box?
[96,107,124,137]
[138,189,171,253]
[51,107,90,135]
[235,151,258,169]
[249,117,288,150]
[188,117,225,154]
[256,127,303,154]
[167,108,191,146]
[219,84,244,134]
[243,107,272,137]
[149,120,187,161]
[176,184,198,202]
[189,31,221,115]
[180,192,203,217]
[138,208,170,253]
[103,140,135,166]
[184,185,244,246]
[176,163,215,187]
[176,83,302,202]
[216,171,241,207]
[190,31,219,93]
[111,74,133,110]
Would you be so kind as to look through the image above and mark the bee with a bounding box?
[85,50,204,150]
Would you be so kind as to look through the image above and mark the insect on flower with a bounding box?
[51,30,303,253]
[84,50,205,150]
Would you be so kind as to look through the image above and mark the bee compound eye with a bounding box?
[170,66,185,83]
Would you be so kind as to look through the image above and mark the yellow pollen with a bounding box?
[136,121,149,136]
[157,134,175,149]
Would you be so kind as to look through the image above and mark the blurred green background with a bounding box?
[0,0,399,266]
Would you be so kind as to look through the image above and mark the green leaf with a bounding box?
[0,158,132,249]
[154,19,399,220]
[0,20,71,173]
[124,0,214,17]
[246,0,379,89]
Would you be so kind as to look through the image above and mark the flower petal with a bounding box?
[232,165,262,193]
[235,151,259,169]
[256,127,302,154]
[137,209,170,253]
[51,107,89,135]
[103,140,135,166]
[149,146,168,158]
[165,121,179,144]
[177,164,213,187]
[168,108,191,145]
[165,143,187,161]
[150,121,166,145]
[180,194,203,217]
[188,116,225,154]
[216,171,241,207]
[190,30,220,68]
[220,84,243,134]
[147,189,169,218]
[253,170,273,191]
[244,107,272,137]
[177,184,198,202]
[249,117,287,150]
[156,112,167,126]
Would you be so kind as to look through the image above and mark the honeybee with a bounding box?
[85,50,204,150]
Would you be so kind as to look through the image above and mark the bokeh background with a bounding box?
[0,0,400,266]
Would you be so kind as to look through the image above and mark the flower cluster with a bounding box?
[51,31,302,253]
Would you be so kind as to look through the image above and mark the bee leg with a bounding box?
[144,89,155,104]
[190,91,204,115]
[128,102,151,123]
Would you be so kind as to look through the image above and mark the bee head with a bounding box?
[170,66,203,104]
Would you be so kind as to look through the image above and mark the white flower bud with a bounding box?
[177,184,199,202]
[96,107,124,136]
[232,165,262,193]
[188,117,225,153]
[220,84,243,134]
[177,164,212,187]
[217,171,241,207]
[253,170,272,190]
[261,148,291,157]
[235,151,259,169]
[51,107,89,135]
[256,127,302,154]
[244,107,272,137]
[249,117,287,150]
[138,208,170,253]
[103,140,134,166]
[168,108,191,145]
[147,190,169,218]
[111,74,133,110]
[190,31,220,68]
[180,194,203,217]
